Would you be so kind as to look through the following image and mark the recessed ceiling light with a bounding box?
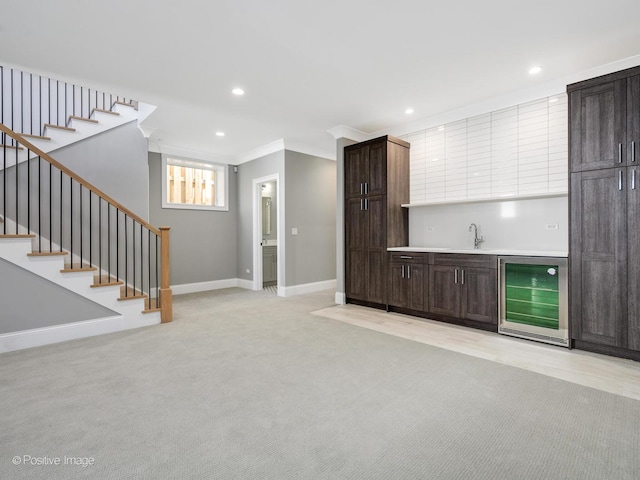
[405,108,414,115]
[549,97,558,103]
[438,126,445,131]
[232,88,245,96]
[529,66,542,75]
[215,131,225,137]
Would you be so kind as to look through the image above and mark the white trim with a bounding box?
[171,279,240,295]
[237,139,285,165]
[326,125,370,142]
[161,154,229,211]
[284,141,336,162]
[0,315,136,353]
[335,291,346,305]
[280,279,337,298]
[252,174,284,295]
[237,279,254,290]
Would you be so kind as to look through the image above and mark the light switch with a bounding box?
[292,228,298,235]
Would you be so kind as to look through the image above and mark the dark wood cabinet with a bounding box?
[344,136,409,307]
[568,66,640,359]
[428,254,498,326]
[388,252,427,312]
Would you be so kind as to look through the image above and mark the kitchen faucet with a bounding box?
[468,223,484,249]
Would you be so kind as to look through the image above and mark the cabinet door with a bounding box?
[628,75,640,166]
[628,165,640,350]
[461,267,497,324]
[367,140,387,196]
[408,264,427,312]
[429,265,459,317]
[388,263,408,308]
[345,145,368,198]
[570,80,626,172]
[570,169,627,347]
[345,197,368,301]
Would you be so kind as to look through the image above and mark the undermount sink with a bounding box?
[262,239,277,246]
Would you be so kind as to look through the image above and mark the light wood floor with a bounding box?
[312,304,640,401]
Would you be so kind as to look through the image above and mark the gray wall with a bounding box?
[236,151,285,282]
[284,151,336,286]
[148,152,238,286]
[53,121,150,219]
[0,258,116,334]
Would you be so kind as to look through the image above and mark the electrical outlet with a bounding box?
[292,228,298,235]
[545,223,559,230]
[426,226,434,232]
[246,269,250,274]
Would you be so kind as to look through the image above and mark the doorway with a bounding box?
[252,174,283,295]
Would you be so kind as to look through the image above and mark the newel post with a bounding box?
[159,226,173,323]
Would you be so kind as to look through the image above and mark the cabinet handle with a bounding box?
[407,266,411,279]
[461,269,465,285]
[400,255,413,259]
[360,199,364,210]
[454,268,458,284]
[619,143,623,163]
[633,169,636,190]
[364,182,368,195]
[619,170,623,191]
[365,198,368,210]
[401,265,405,279]
[360,183,364,195]
[632,141,636,163]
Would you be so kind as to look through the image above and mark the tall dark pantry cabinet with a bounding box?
[344,136,410,307]
[568,66,640,360]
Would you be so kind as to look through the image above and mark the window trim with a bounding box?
[161,154,229,211]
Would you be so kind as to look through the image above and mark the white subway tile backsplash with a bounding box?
[406,93,568,204]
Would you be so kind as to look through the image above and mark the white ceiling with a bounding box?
[2,0,640,163]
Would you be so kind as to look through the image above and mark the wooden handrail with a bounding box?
[0,123,160,236]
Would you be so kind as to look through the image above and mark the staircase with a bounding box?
[0,124,172,353]
[0,65,156,163]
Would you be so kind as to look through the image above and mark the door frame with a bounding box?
[252,174,284,295]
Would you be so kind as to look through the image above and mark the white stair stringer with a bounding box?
[1,101,157,168]
[0,236,161,353]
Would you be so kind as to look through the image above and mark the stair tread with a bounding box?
[119,286,148,300]
[0,144,24,150]
[142,307,162,314]
[27,251,67,256]
[61,263,97,272]
[44,124,76,132]
[20,133,52,141]
[68,115,99,124]
[112,100,138,111]
[91,275,124,288]
[0,234,36,238]
[92,108,120,116]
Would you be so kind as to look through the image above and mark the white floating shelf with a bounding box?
[401,191,568,208]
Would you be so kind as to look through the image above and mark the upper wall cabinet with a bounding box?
[569,73,639,172]
[402,94,568,205]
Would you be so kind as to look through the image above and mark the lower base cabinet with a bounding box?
[387,252,498,330]
[387,251,498,329]
[388,253,427,312]
[429,254,498,325]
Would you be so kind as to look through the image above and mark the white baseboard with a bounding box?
[280,279,337,297]
[335,291,346,305]
[0,315,128,353]
[237,279,254,290]
[172,278,241,295]
[170,278,336,297]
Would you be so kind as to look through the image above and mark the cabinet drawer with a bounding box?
[389,252,426,264]
[431,253,497,269]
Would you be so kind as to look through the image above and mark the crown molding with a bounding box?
[326,125,370,142]
[235,138,286,165]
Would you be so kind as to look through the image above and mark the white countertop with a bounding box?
[387,247,568,257]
